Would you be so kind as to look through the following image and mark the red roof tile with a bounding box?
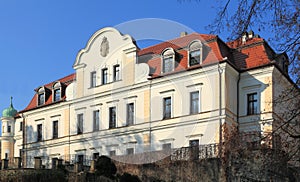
[20,73,75,112]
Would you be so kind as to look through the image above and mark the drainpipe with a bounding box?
[21,113,26,168]
[237,73,241,132]
[218,64,223,157]
[149,78,152,154]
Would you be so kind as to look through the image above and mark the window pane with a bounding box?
[110,150,116,156]
[93,110,100,131]
[77,114,83,134]
[126,103,134,126]
[102,68,108,84]
[90,71,97,88]
[20,122,23,131]
[189,50,201,66]
[126,148,134,155]
[109,107,116,129]
[163,57,174,73]
[162,143,171,151]
[190,91,199,114]
[38,93,44,105]
[113,65,120,81]
[37,124,42,141]
[247,93,258,115]
[53,121,58,139]
[163,97,171,119]
[54,89,61,102]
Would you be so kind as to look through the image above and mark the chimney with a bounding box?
[248,30,254,39]
[242,32,248,44]
[180,32,188,37]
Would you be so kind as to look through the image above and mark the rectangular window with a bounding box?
[109,150,116,156]
[190,91,199,114]
[126,148,134,155]
[162,143,171,151]
[77,155,84,164]
[109,107,116,129]
[113,65,120,81]
[53,120,58,139]
[189,139,199,160]
[247,93,258,115]
[93,153,99,160]
[126,103,134,126]
[38,93,44,105]
[20,122,23,131]
[54,89,61,102]
[77,114,84,134]
[102,68,108,85]
[37,124,42,142]
[163,57,174,73]
[189,50,201,66]
[163,97,172,119]
[90,71,97,88]
[93,110,100,131]
[7,125,11,133]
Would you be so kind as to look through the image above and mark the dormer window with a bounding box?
[162,48,175,73]
[53,82,62,102]
[37,87,45,106]
[189,41,202,66]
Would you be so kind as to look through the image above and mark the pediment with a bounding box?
[73,27,137,69]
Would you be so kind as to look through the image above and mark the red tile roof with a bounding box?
[20,73,75,112]
[19,32,278,112]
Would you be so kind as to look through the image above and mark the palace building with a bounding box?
[0,27,293,168]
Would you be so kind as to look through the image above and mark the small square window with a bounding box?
[109,150,116,156]
[126,148,134,155]
[162,143,171,151]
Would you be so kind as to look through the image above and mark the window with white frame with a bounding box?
[102,68,108,85]
[53,82,61,102]
[162,49,175,73]
[247,92,258,115]
[189,41,202,66]
[109,107,116,129]
[163,97,172,119]
[113,65,120,81]
[77,113,84,134]
[53,120,58,139]
[126,103,134,126]
[90,71,97,88]
[37,87,45,106]
[93,110,100,131]
[37,124,43,142]
[190,91,200,114]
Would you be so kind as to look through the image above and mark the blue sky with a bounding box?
[0,0,227,113]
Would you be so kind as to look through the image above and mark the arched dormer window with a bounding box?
[188,41,202,67]
[37,87,45,106]
[53,82,62,102]
[162,48,175,73]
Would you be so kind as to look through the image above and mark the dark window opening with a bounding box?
[102,68,108,85]
[126,103,134,126]
[93,110,100,131]
[109,107,116,129]
[37,124,42,142]
[90,71,97,88]
[247,93,258,115]
[113,65,120,81]
[53,120,58,139]
[77,114,83,134]
[190,91,199,114]
[38,93,45,106]
[163,97,171,119]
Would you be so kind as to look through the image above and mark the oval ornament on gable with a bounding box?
[100,36,109,57]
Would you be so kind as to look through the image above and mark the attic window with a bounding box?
[162,48,175,73]
[53,82,62,102]
[37,87,45,106]
[189,41,202,66]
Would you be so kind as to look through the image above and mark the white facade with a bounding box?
[0,27,292,168]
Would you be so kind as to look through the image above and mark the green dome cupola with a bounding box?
[2,97,18,118]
